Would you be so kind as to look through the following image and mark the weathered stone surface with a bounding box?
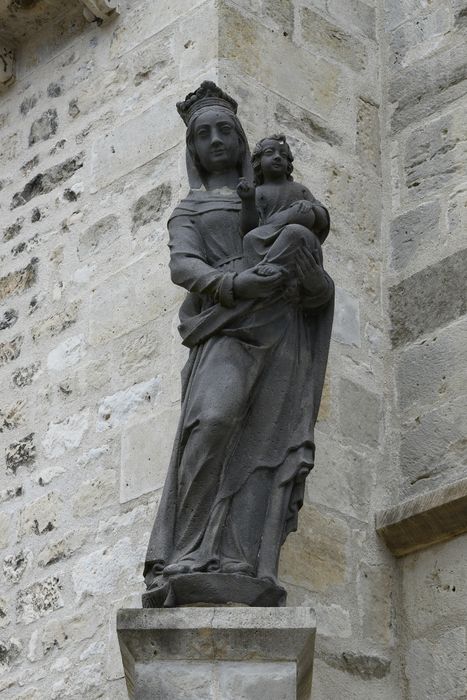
[0,485,23,504]
[219,4,342,117]
[5,433,36,474]
[0,310,19,332]
[274,101,343,147]
[0,597,9,628]
[72,537,144,603]
[390,6,453,69]
[131,183,172,233]
[42,410,89,458]
[28,108,58,147]
[20,94,37,116]
[12,361,41,387]
[31,301,80,341]
[399,397,467,492]
[0,259,38,303]
[0,513,10,550]
[78,215,119,261]
[120,409,177,503]
[72,471,116,517]
[16,576,63,624]
[327,0,376,39]
[396,317,467,412]
[97,378,160,432]
[18,492,61,539]
[38,529,89,568]
[319,650,391,680]
[357,562,394,646]
[389,250,467,346]
[448,183,467,237]
[300,6,367,72]
[404,108,467,199]
[390,201,442,272]
[279,505,348,591]
[356,97,380,171]
[3,550,30,584]
[89,255,182,345]
[0,638,22,674]
[406,627,467,700]
[390,35,467,131]
[262,0,294,35]
[333,287,361,347]
[11,153,84,208]
[47,334,86,372]
[0,402,25,434]
[0,335,23,367]
[338,379,382,448]
[313,602,352,639]
[3,217,24,242]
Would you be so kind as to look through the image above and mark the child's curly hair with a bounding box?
[251,134,294,185]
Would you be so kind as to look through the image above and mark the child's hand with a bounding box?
[237,178,255,200]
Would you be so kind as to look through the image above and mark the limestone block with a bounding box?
[390,35,467,132]
[11,154,84,209]
[47,334,87,372]
[309,433,371,522]
[0,596,9,628]
[118,607,316,700]
[78,215,120,261]
[299,7,368,72]
[313,602,352,639]
[399,397,467,492]
[72,471,116,517]
[219,4,342,118]
[0,638,21,675]
[16,576,63,625]
[131,184,172,234]
[356,97,380,171]
[90,95,184,192]
[18,492,62,539]
[88,254,183,345]
[279,505,348,591]
[31,302,81,342]
[332,286,361,347]
[38,528,90,568]
[109,0,208,57]
[389,250,467,347]
[120,408,178,503]
[72,538,145,603]
[357,562,394,646]
[3,550,31,584]
[272,99,344,148]
[390,6,453,69]
[338,378,382,448]
[28,109,58,147]
[0,335,23,367]
[12,362,41,388]
[390,201,441,272]
[402,533,467,638]
[406,627,467,700]
[97,378,160,432]
[448,183,467,238]
[5,433,36,474]
[0,44,15,89]
[0,259,38,304]
[312,657,396,700]
[262,0,294,35]
[42,410,89,458]
[404,107,467,200]
[327,0,376,40]
[396,317,467,413]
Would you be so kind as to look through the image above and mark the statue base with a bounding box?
[117,607,316,700]
[142,572,287,608]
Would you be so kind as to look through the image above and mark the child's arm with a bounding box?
[237,179,259,236]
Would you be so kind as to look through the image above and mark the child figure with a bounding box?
[237,134,329,286]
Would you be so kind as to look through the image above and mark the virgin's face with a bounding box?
[192,109,240,173]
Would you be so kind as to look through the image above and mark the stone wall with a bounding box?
[382,0,467,698]
[0,1,465,699]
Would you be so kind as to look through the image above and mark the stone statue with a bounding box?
[143,82,334,608]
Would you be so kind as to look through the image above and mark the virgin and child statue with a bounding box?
[142,82,334,608]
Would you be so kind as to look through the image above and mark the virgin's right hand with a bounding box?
[234,269,285,299]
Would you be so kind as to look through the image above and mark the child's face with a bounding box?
[260,139,289,181]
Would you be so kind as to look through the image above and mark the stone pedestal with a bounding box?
[117,607,316,700]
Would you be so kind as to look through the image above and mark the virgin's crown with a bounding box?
[177,81,238,126]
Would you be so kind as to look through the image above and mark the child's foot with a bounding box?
[255,263,283,277]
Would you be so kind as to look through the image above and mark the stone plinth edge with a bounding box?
[376,477,467,556]
[117,607,316,700]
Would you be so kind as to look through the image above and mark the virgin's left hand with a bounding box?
[296,248,329,296]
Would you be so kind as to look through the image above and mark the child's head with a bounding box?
[252,134,294,185]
